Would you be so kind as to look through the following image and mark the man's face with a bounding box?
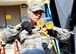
[28,10,43,25]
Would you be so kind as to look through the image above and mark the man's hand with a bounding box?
[21,21,35,34]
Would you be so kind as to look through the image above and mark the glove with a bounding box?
[21,21,35,34]
[53,26,69,35]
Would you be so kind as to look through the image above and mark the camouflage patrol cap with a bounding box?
[28,2,44,12]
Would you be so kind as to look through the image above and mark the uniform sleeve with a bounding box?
[1,28,19,43]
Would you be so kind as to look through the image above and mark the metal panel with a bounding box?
[0,6,21,27]
[74,26,76,54]
[55,0,73,28]
[5,6,21,26]
[0,6,6,27]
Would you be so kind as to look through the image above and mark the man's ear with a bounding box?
[28,9,32,14]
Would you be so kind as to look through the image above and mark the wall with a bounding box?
[20,5,27,22]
